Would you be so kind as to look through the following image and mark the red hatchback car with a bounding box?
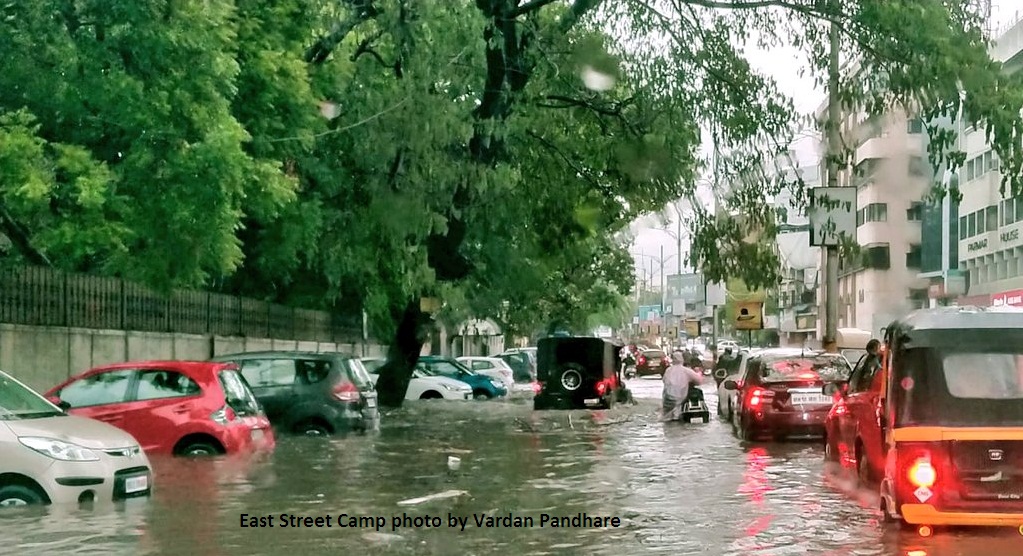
[725,352,851,441]
[45,361,275,457]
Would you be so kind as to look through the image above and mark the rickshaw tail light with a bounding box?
[908,459,937,488]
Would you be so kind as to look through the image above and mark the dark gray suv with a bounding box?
[210,351,378,436]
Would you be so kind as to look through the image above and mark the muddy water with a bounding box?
[2,378,1021,555]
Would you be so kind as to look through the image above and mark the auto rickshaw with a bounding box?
[827,306,1023,536]
[533,336,630,410]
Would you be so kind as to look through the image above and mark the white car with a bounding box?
[456,357,515,388]
[361,358,473,401]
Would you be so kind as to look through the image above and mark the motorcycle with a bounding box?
[624,364,637,379]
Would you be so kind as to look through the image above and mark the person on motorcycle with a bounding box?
[662,351,703,421]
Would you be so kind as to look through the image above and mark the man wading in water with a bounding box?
[662,351,703,421]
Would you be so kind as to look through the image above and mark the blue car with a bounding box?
[417,356,507,400]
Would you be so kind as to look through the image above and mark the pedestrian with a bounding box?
[662,351,703,421]
[865,339,881,372]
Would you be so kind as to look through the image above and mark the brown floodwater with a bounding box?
[2,380,1021,555]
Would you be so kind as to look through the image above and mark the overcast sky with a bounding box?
[629,2,1023,284]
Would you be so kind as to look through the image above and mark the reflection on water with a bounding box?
[2,382,1021,555]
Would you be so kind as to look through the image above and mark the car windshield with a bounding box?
[427,359,475,376]
[759,356,851,383]
[218,369,261,416]
[0,371,64,420]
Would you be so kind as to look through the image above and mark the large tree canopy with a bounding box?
[1,0,1021,406]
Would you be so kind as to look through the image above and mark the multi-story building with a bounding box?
[814,98,933,338]
[772,154,821,346]
[955,14,1023,306]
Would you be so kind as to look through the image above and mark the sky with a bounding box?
[629,2,1023,286]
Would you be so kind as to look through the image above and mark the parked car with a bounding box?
[417,357,507,399]
[636,349,669,377]
[716,348,802,419]
[0,370,153,507]
[828,307,1023,535]
[456,356,515,388]
[724,351,851,441]
[498,348,537,382]
[45,361,274,456]
[362,357,473,400]
[210,352,379,436]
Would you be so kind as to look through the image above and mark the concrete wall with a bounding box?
[0,323,388,392]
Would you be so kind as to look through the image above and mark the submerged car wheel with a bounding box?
[0,485,44,507]
[473,390,492,400]
[295,421,332,436]
[558,364,584,392]
[181,442,220,456]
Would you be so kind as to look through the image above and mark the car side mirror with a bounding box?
[723,380,738,390]
[823,382,847,397]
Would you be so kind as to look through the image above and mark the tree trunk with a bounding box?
[375,299,428,408]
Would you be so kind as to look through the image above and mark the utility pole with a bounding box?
[660,244,666,347]
[823,10,841,353]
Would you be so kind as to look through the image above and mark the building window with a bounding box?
[967,158,977,181]
[1003,199,1016,226]
[959,216,967,240]
[907,202,923,222]
[978,209,987,234]
[987,205,999,230]
[1016,196,1023,222]
[968,212,976,237]
[856,203,888,227]
[907,118,924,134]
[909,156,927,177]
[906,244,922,269]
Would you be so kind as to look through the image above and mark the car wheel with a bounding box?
[856,443,874,485]
[294,421,332,436]
[824,434,839,462]
[558,364,584,392]
[0,485,45,507]
[419,391,443,400]
[700,412,710,423]
[473,390,491,400]
[180,441,221,456]
[738,416,756,441]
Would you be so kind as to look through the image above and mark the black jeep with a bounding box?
[533,336,630,410]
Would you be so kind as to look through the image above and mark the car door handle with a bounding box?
[172,406,189,414]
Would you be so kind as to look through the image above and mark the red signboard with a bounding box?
[992,289,1023,307]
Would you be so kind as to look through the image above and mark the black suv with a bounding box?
[533,337,629,410]
[210,351,378,436]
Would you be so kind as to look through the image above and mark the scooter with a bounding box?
[680,387,711,423]
[624,365,637,379]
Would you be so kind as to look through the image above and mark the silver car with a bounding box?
[0,370,152,507]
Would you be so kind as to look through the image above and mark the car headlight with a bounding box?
[441,383,456,391]
[489,380,503,388]
[19,437,100,462]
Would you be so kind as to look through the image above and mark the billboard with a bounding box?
[666,273,705,304]
[637,305,661,322]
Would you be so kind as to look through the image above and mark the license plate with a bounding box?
[251,428,264,441]
[124,475,148,494]
[464,393,472,400]
[366,398,377,408]
[650,359,661,365]
[791,393,830,405]
[584,398,600,405]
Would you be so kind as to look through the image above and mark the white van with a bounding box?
[0,370,152,507]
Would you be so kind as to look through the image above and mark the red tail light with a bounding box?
[596,381,608,395]
[638,355,646,366]
[908,459,937,488]
[333,381,360,403]
[532,381,543,394]
[747,387,773,407]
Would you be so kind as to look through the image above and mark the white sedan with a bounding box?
[456,356,515,388]
[361,358,473,400]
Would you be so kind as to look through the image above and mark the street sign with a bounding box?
[735,301,764,330]
[705,282,726,306]
[808,187,856,247]
[666,273,705,303]
[684,319,701,337]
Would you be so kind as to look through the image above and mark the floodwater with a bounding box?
[2,379,1022,556]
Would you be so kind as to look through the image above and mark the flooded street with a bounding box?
[3,379,1022,556]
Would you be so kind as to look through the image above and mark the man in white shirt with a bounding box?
[662,351,704,420]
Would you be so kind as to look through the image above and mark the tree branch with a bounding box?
[0,204,51,266]
[513,0,558,17]
[305,0,380,65]
[350,30,389,67]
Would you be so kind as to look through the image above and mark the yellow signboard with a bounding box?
[735,301,764,330]
[684,319,701,337]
